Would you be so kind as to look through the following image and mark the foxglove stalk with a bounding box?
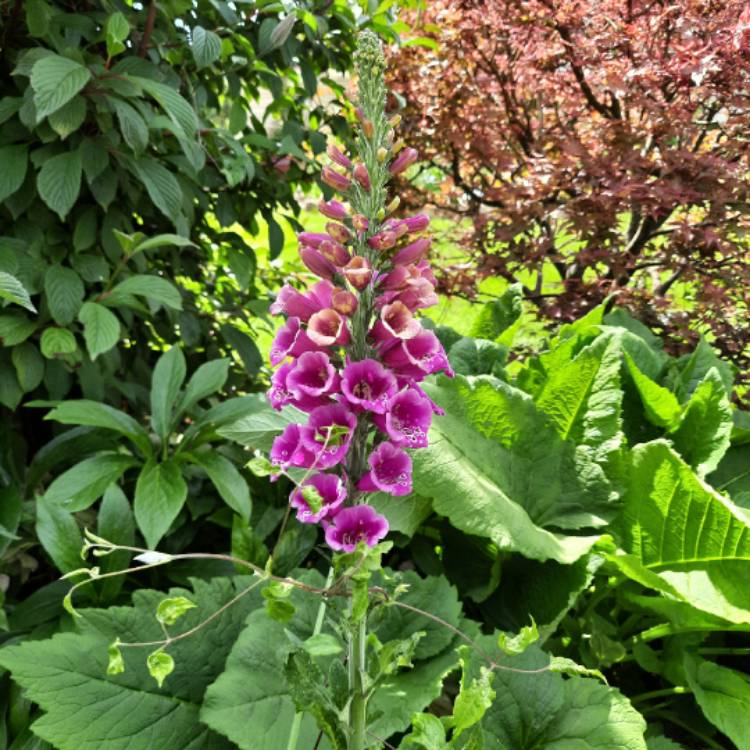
[267,30,451,554]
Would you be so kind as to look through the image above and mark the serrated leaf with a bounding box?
[30,55,91,120]
[45,265,84,326]
[45,453,138,512]
[130,158,182,222]
[0,145,28,203]
[134,459,187,548]
[37,150,82,219]
[624,352,680,428]
[192,26,222,69]
[469,284,522,340]
[105,12,130,57]
[128,76,198,138]
[48,96,86,139]
[40,327,77,358]
[78,301,120,360]
[0,313,37,345]
[133,233,193,253]
[111,98,149,153]
[0,271,36,312]
[11,342,44,392]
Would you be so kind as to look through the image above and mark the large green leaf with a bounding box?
[44,453,139,512]
[684,653,750,750]
[35,493,83,573]
[188,451,251,520]
[44,265,84,326]
[78,301,120,360]
[669,338,734,403]
[110,97,149,153]
[470,643,647,749]
[37,149,83,219]
[0,144,28,202]
[177,358,229,415]
[45,400,151,456]
[624,352,680,428]
[668,369,732,477]
[469,284,522,340]
[192,26,222,69]
[133,459,187,548]
[0,271,36,312]
[109,274,182,310]
[619,441,750,623]
[129,76,198,138]
[130,158,182,222]
[218,402,306,451]
[0,578,260,750]
[412,376,610,564]
[30,55,91,120]
[150,345,186,439]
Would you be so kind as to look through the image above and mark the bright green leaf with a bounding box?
[30,55,91,120]
[134,459,187,549]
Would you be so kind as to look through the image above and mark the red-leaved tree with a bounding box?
[388,0,750,370]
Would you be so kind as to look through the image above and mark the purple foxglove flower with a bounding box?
[402,214,430,233]
[370,301,422,344]
[326,222,352,244]
[300,246,337,280]
[301,403,357,469]
[319,239,351,266]
[389,147,419,176]
[368,231,398,251]
[393,237,431,266]
[374,388,432,448]
[270,282,333,321]
[352,214,369,233]
[324,504,389,551]
[322,166,351,192]
[308,308,351,347]
[271,423,317,469]
[268,361,295,410]
[343,256,373,291]
[357,441,413,496]
[397,278,439,311]
[270,317,318,365]
[286,351,340,409]
[341,358,398,414]
[382,329,453,380]
[411,382,446,415]
[327,144,352,170]
[381,265,410,291]
[297,232,332,249]
[318,199,348,221]
[353,163,371,191]
[332,289,358,316]
[290,472,347,524]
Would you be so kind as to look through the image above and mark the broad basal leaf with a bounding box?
[413,375,610,564]
[619,440,750,623]
[0,577,261,750]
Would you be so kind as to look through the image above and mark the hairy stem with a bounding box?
[348,612,368,750]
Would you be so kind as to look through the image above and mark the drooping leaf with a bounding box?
[30,55,91,120]
[108,274,182,310]
[624,352,681,428]
[35,493,83,573]
[188,451,251,520]
[177,358,229,415]
[469,283,523,340]
[130,158,182,222]
[192,26,222,69]
[0,271,36,312]
[133,459,187,549]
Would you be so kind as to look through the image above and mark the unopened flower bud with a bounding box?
[325,222,352,244]
[332,289,358,316]
[327,144,352,170]
[387,196,401,214]
[368,231,397,251]
[362,119,374,138]
[300,246,336,280]
[403,213,430,232]
[353,163,371,191]
[393,237,431,265]
[389,113,402,127]
[343,256,372,290]
[319,239,350,266]
[389,147,418,176]
[392,139,405,154]
[322,166,351,192]
[318,199,348,221]
[352,214,369,233]
[377,147,388,163]
[377,208,386,220]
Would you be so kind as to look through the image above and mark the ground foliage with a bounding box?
[388,0,750,376]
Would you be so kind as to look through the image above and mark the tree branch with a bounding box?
[139,0,157,58]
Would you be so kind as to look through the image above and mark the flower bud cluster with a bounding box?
[267,31,452,552]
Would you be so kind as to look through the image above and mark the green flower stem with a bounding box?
[348,610,368,750]
[286,567,335,750]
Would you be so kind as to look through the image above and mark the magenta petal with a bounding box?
[270,424,317,469]
[290,472,347,524]
[270,317,318,365]
[384,388,432,448]
[358,441,412,496]
[341,358,397,414]
[300,403,357,469]
[324,505,389,551]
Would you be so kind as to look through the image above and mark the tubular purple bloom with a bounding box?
[389,147,419,176]
[270,317,318,365]
[298,232,332,249]
[322,166,352,192]
[301,403,357,469]
[300,246,337,280]
[341,358,398,414]
[326,222,352,244]
[332,289,358,316]
[370,301,422,344]
[343,256,373,291]
[327,144,353,170]
[353,163,371,191]
[318,199,349,221]
[352,214,369,233]
[290,472,347,524]
[308,308,351,347]
[270,282,333,321]
[392,237,431,266]
[267,361,294,410]
[286,351,340,409]
[376,388,432,448]
[402,214,430,233]
[319,239,351,266]
[271,423,317,469]
[368,231,398,251]
[357,441,413,496]
[324,504,389,551]
[382,329,453,380]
